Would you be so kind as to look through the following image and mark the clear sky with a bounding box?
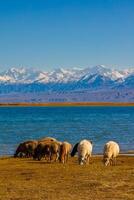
[0,0,134,71]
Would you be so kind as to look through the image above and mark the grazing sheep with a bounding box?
[59,142,72,164]
[14,140,38,158]
[33,141,51,161]
[78,140,93,165]
[103,141,120,166]
[50,141,61,161]
[33,140,61,162]
[71,139,93,165]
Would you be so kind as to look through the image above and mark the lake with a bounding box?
[0,106,134,155]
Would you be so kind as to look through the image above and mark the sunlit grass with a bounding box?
[0,155,133,200]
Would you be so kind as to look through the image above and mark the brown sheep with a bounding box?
[59,142,72,164]
[50,141,61,162]
[14,140,38,158]
[33,140,61,162]
[33,141,51,161]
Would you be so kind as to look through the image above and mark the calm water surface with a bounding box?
[0,106,134,155]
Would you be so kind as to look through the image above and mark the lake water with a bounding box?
[0,106,134,155]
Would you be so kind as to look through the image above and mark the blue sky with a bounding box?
[0,0,134,71]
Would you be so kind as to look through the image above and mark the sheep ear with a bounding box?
[90,140,93,144]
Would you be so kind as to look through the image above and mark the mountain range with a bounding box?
[0,65,134,103]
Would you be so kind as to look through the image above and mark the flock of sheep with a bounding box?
[14,137,120,166]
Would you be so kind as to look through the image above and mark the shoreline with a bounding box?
[0,152,134,159]
[0,102,134,107]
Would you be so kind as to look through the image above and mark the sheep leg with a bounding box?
[109,158,113,166]
[88,154,92,164]
[105,159,109,166]
[111,158,113,165]
[86,155,89,164]
[47,152,52,162]
[38,155,42,161]
[114,157,116,165]
[78,156,81,165]
[56,152,59,162]
[66,153,69,163]
[63,155,65,164]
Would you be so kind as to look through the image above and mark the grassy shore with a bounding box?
[0,155,133,200]
[0,102,134,107]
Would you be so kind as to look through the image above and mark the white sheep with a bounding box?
[77,139,93,165]
[103,141,120,166]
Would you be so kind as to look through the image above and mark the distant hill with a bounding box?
[0,65,134,102]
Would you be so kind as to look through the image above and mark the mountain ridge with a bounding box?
[0,65,134,84]
[0,65,134,102]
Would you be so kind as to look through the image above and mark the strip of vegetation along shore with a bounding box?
[0,102,134,107]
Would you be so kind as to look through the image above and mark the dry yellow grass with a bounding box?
[0,102,134,107]
[0,155,134,200]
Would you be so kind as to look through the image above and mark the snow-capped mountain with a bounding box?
[0,65,133,84]
[0,67,49,83]
[0,65,134,102]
